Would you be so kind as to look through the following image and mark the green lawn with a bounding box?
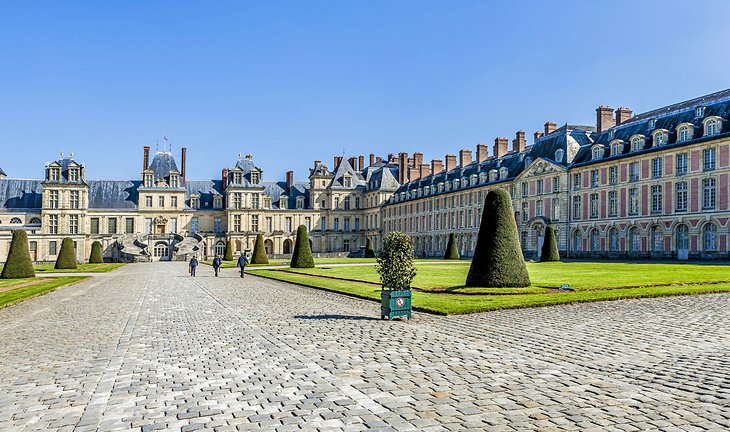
[202,257,446,268]
[33,263,125,273]
[249,261,730,315]
[0,276,89,308]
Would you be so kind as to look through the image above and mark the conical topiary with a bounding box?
[466,188,531,287]
[290,225,314,268]
[251,233,269,264]
[89,241,104,263]
[540,226,560,262]
[223,240,234,261]
[444,232,460,260]
[1,230,35,279]
[364,238,375,258]
[55,238,78,270]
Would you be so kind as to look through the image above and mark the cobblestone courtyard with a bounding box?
[0,262,727,431]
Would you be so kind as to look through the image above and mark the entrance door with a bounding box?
[677,225,689,260]
[536,235,544,258]
[154,242,169,260]
[156,224,165,235]
[29,241,37,262]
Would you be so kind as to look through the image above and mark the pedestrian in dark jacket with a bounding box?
[212,255,222,277]
[189,257,199,277]
[237,254,249,278]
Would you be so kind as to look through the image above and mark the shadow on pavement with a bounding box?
[292,314,379,321]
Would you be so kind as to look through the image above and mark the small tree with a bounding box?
[466,189,530,287]
[444,232,460,260]
[89,241,104,264]
[364,238,375,258]
[223,240,234,261]
[1,230,35,279]
[251,233,269,264]
[55,238,78,270]
[290,225,314,268]
[540,226,560,262]
[377,232,416,290]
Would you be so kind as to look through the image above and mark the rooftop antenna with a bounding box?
[164,135,169,152]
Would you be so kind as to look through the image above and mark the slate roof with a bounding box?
[45,157,85,185]
[0,179,43,209]
[263,181,310,209]
[148,152,179,181]
[330,158,366,189]
[0,167,6,176]
[186,180,225,209]
[87,180,140,210]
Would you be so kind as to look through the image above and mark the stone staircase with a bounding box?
[115,234,152,262]
[171,233,204,261]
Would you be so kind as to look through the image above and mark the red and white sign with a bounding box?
[395,297,405,307]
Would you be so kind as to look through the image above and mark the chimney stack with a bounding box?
[409,166,420,181]
[181,147,187,183]
[431,159,444,174]
[419,164,431,178]
[286,170,294,194]
[459,149,472,167]
[398,152,409,183]
[413,152,424,168]
[222,168,229,189]
[534,131,544,142]
[615,107,633,125]
[348,156,357,170]
[544,121,557,136]
[358,155,364,170]
[334,156,343,167]
[512,130,526,153]
[596,105,615,134]
[143,146,150,171]
[369,153,375,166]
[445,154,457,172]
[476,144,489,163]
[493,137,509,158]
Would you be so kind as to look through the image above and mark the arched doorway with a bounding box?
[215,241,226,257]
[283,239,293,254]
[154,242,169,260]
[676,224,689,260]
[264,239,274,255]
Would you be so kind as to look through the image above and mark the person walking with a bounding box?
[189,256,199,277]
[237,253,249,278]
[212,255,222,277]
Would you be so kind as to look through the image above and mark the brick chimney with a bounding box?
[409,167,420,181]
[493,137,509,158]
[419,164,431,178]
[398,152,409,183]
[334,156,343,167]
[544,121,557,136]
[143,146,150,171]
[413,152,424,168]
[534,131,544,142]
[369,153,375,166]
[476,144,489,163]
[180,147,187,183]
[512,131,526,153]
[615,107,633,125]
[431,159,444,174]
[596,105,615,133]
[445,154,457,172]
[348,156,357,170]
[222,168,229,189]
[358,155,364,170]
[459,149,472,167]
[286,170,294,194]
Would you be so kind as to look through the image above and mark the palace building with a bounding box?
[1,88,730,263]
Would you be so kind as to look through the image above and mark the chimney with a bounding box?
[615,107,633,125]
[222,168,229,189]
[413,152,424,169]
[596,105,615,134]
[493,137,509,158]
[181,147,187,183]
[476,144,489,163]
[534,131,544,142]
[334,156,343,167]
[398,152,409,183]
[348,156,357,170]
[419,164,431,178]
[286,170,294,194]
[369,153,375,166]
[459,149,472,167]
[544,121,557,136]
[358,155,364,170]
[143,146,150,171]
[431,159,444,174]
[445,154,457,172]
[512,130,526,153]
[409,167,420,181]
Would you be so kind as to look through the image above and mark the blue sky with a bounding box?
[1,1,729,181]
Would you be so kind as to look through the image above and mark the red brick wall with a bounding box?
[691,150,700,171]
[721,144,729,168]
[641,160,649,179]
[600,190,607,218]
[641,185,649,215]
[620,188,626,217]
[664,181,673,214]
[691,178,699,212]
[666,154,674,176]
[721,174,728,211]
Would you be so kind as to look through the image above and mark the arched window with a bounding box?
[653,131,665,146]
[703,223,718,251]
[499,167,508,179]
[590,229,600,252]
[592,147,603,160]
[29,217,41,224]
[611,141,623,156]
[678,126,691,142]
[489,170,498,182]
[631,137,643,152]
[215,241,226,256]
[705,119,719,136]
[629,227,641,252]
[651,226,663,251]
[572,230,583,252]
[609,228,620,251]
[9,217,22,224]
[554,149,564,163]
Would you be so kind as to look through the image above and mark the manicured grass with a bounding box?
[0,276,89,308]
[249,268,730,315]
[33,263,125,273]
[202,257,446,268]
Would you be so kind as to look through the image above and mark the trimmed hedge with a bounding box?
[55,238,78,270]
[540,226,560,262]
[466,189,530,287]
[1,230,35,279]
[224,240,234,261]
[444,232,460,260]
[364,238,375,258]
[89,241,104,264]
[290,225,314,268]
[251,234,269,264]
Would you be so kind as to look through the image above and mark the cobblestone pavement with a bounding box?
[0,263,727,431]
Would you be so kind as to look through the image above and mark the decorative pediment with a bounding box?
[527,160,558,176]
[154,216,169,225]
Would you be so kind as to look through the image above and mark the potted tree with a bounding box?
[377,231,416,320]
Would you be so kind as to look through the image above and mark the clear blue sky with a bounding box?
[1,1,729,181]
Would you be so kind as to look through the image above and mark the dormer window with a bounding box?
[296,196,305,209]
[250,171,260,184]
[191,196,200,208]
[648,118,656,129]
[279,196,287,209]
[591,146,603,160]
[344,177,352,187]
[233,172,242,184]
[144,173,153,187]
[704,117,722,136]
[653,130,667,146]
[696,106,706,118]
[68,169,78,182]
[49,167,60,181]
[610,140,624,156]
[677,124,693,142]
[499,167,508,179]
[453,179,459,189]
[213,195,222,209]
[170,175,179,188]
[554,149,564,163]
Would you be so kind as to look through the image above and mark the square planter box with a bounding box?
[381,289,412,320]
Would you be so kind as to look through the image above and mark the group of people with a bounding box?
[188,253,249,278]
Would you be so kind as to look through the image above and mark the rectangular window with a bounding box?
[676,153,688,176]
[552,176,560,193]
[233,215,241,232]
[608,191,618,216]
[90,218,100,234]
[305,217,311,231]
[629,188,639,215]
[629,162,639,182]
[49,190,59,209]
[190,217,198,234]
[321,217,326,233]
[573,173,581,190]
[69,169,78,182]
[536,180,544,195]
[675,182,688,212]
[233,193,242,209]
[344,197,351,210]
[70,191,80,209]
[651,185,663,213]
[251,194,260,209]
[609,166,618,185]
[590,169,599,187]
[125,217,135,234]
[572,196,581,220]
[214,217,221,234]
[590,193,599,218]
[251,215,259,232]
[651,158,662,179]
[158,196,164,207]
[171,197,177,208]
[48,241,57,256]
[334,217,340,231]
[107,218,117,234]
[49,215,58,234]
[145,218,153,234]
[69,215,79,234]
[286,217,293,232]
[703,148,716,171]
[344,217,351,231]
[266,217,273,232]
[170,218,177,233]
[536,200,544,216]
[552,198,560,221]
[521,182,528,197]
[521,202,528,222]
[146,196,153,207]
[354,217,360,231]
[703,178,716,209]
